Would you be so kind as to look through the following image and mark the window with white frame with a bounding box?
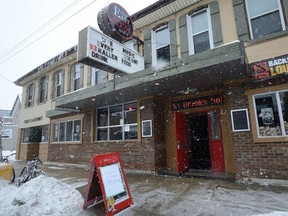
[231,109,250,132]
[246,0,286,39]
[187,7,213,55]
[73,63,81,91]
[96,102,138,141]
[152,25,171,67]
[52,119,81,143]
[26,83,35,107]
[55,69,64,97]
[91,68,108,86]
[253,90,288,137]
[39,76,47,103]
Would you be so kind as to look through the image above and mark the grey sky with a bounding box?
[0,0,157,110]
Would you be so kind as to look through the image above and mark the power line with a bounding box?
[0,0,83,62]
[0,74,14,84]
[0,0,97,64]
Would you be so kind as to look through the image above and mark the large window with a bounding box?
[253,90,288,137]
[187,7,213,55]
[97,102,138,141]
[38,76,47,103]
[246,0,285,39]
[91,68,108,86]
[52,119,81,143]
[21,125,48,143]
[26,83,35,107]
[152,25,170,67]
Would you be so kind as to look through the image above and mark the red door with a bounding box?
[174,112,189,174]
[208,110,225,172]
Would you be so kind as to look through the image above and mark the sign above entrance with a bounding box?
[171,94,222,111]
[77,26,144,75]
[250,54,288,81]
[98,3,133,43]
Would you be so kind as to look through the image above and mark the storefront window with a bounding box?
[279,91,288,135]
[52,119,81,143]
[41,125,49,142]
[253,91,288,137]
[110,105,122,126]
[96,102,138,141]
[73,120,81,141]
[21,128,30,143]
[66,121,73,141]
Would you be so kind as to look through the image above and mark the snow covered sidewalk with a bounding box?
[1,157,288,216]
[1,174,288,216]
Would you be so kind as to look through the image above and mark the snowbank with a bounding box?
[0,176,94,216]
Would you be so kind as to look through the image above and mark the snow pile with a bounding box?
[0,176,94,216]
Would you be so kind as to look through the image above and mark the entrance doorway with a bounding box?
[187,113,211,170]
[175,110,225,174]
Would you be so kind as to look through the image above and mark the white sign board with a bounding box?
[78,26,144,74]
[100,163,126,198]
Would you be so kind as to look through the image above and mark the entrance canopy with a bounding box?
[47,41,246,117]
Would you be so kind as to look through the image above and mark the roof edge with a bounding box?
[130,0,176,21]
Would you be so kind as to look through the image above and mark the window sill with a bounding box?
[253,136,288,143]
[246,30,288,47]
[51,142,82,145]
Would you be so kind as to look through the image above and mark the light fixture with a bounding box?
[177,87,198,94]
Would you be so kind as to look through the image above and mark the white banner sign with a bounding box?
[78,26,144,74]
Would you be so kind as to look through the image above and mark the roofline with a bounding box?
[14,45,77,86]
[130,0,176,21]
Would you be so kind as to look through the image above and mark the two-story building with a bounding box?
[15,0,288,180]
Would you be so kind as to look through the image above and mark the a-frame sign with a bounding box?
[83,152,133,215]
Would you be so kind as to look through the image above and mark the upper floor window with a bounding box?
[74,64,81,91]
[152,25,171,67]
[38,76,47,103]
[246,0,286,39]
[187,7,213,55]
[55,69,64,97]
[26,83,35,107]
[91,68,108,86]
[124,39,139,52]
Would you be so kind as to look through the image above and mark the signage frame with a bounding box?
[77,26,144,75]
[171,94,222,111]
[83,152,133,215]
[250,54,288,81]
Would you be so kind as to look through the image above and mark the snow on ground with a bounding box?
[0,176,94,216]
[126,177,288,216]
[1,150,16,160]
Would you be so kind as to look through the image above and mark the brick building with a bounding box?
[15,0,288,180]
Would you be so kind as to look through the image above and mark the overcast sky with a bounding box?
[0,0,157,110]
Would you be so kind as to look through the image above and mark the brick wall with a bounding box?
[228,81,288,180]
[48,98,167,173]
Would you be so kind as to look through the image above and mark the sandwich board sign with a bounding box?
[83,152,133,215]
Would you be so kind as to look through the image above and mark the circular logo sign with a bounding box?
[98,3,134,42]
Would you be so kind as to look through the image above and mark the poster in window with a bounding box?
[231,109,250,132]
[259,108,274,125]
[142,120,152,137]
